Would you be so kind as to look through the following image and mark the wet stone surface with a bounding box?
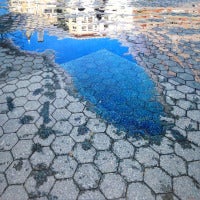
[0,0,200,199]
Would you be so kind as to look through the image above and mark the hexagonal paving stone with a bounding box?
[0,114,8,126]
[67,102,85,113]
[112,140,134,159]
[188,161,200,184]
[53,121,72,135]
[128,135,149,147]
[7,107,25,119]
[1,185,28,200]
[52,108,71,121]
[187,131,200,146]
[127,182,155,200]
[119,159,143,182]
[0,174,7,195]
[74,163,101,190]
[30,147,54,168]
[17,124,38,139]
[0,151,13,172]
[78,190,106,200]
[24,101,41,111]
[160,154,186,176]
[100,173,126,199]
[144,167,172,194]
[14,96,28,107]
[12,139,33,159]
[73,142,96,163]
[175,143,200,161]
[51,136,74,155]
[3,119,21,133]
[87,119,107,133]
[25,175,55,198]
[52,155,77,179]
[94,151,118,173]
[33,134,55,146]
[0,133,18,151]
[53,98,69,109]
[6,159,31,184]
[135,147,159,167]
[156,194,179,200]
[92,133,111,150]
[174,176,200,200]
[152,137,174,154]
[69,113,87,126]
[50,179,79,200]
[15,87,29,97]
[70,127,91,142]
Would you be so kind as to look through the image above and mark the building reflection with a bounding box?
[8,0,134,40]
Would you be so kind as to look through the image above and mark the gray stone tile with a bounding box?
[92,133,111,150]
[174,176,200,200]
[0,133,18,151]
[0,151,13,172]
[160,154,186,176]
[70,127,91,143]
[52,155,77,179]
[3,119,21,133]
[94,151,118,173]
[156,194,178,200]
[152,137,174,154]
[52,108,71,121]
[127,182,155,200]
[74,163,101,190]
[187,110,200,122]
[1,185,28,200]
[51,136,74,155]
[0,174,7,195]
[106,125,125,140]
[87,119,106,133]
[144,167,172,194]
[6,159,31,184]
[78,190,106,200]
[187,131,200,146]
[25,175,55,198]
[0,114,8,126]
[67,102,85,113]
[30,147,54,168]
[188,161,200,184]
[176,117,197,131]
[119,159,143,182]
[53,98,69,109]
[50,179,79,200]
[12,139,33,159]
[24,101,41,111]
[100,173,126,199]
[175,143,200,161]
[17,124,38,139]
[69,113,87,126]
[73,142,96,163]
[53,121,72,135]
[33,134,55,146]
[135,147,159,167]
[113,140,134,159]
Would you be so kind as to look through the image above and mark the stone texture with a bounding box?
[174,176,200,200]
[74,164,101,190]
[127,182,155,200]
[100,173,126,199]
[50,179,79,200]
[144,167,172,194]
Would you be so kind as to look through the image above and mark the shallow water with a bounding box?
[5,0,196,135]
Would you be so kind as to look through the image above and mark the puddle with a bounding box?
[62,50,164,135]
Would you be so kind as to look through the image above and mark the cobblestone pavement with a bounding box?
[0,0,200,200]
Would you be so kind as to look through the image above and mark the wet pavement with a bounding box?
[0,0,200,200]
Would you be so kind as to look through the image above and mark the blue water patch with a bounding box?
[62,50,164,135]
[9,31,134,63]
